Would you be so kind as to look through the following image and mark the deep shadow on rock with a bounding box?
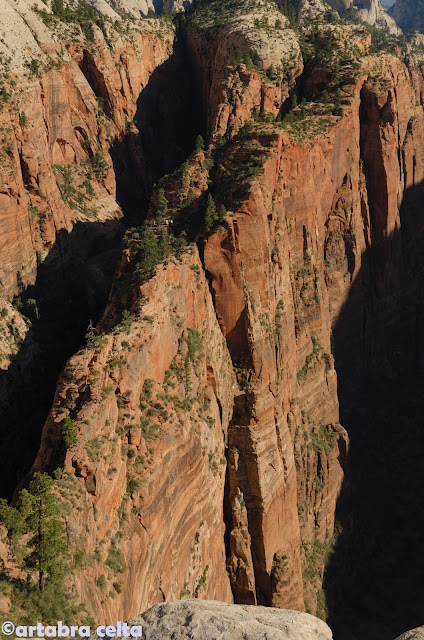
[325,178,424,640]
[0,219,123,499]
[110,33,203,221]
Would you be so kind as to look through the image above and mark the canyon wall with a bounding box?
[30,248,235,620]
[0,6,186,497]
[389,0,424,32]
[1,0,424,635]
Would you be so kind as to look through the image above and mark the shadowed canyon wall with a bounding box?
[0,13,202,498]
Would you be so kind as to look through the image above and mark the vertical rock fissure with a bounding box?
[200,247,271,606]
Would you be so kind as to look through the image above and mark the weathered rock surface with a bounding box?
[91,600,333,640]
[0,8,173,299]
[0,1,178,498]
[297,0,400,32]
[31,248,235,621]
[186,0,302,141]
[353,0,400,32]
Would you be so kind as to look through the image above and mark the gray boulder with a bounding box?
[91,600,333,640]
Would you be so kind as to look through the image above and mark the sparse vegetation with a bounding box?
[62,415,77,448]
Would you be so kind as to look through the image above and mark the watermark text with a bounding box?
[1,621,142,638]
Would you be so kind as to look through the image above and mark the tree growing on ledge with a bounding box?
[19,473,67,592]
[195,134,205,151]
[204,194,217,233]
[0,472,80,622]
[155,188,168,223]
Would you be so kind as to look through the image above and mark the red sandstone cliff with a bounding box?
[0,14,173,298]
[1,0,424,628]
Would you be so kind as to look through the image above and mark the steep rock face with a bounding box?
[197,22,423,615]
[297,0,400,32]
[323,54,424,640]
[91,600,334,640]
[326,0,400,32]
[0,12,173,299]
[389,0,424,32]
[353,0,400,32]
[2,0,424,632]
[0,7,176,496]
[163,0,194,12]
[31,249,235,621]
[186,0,302,142]
[204,112,352,613]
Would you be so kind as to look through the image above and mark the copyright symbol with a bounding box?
[2,621,15,636]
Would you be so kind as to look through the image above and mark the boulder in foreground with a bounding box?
[91,600,333,640]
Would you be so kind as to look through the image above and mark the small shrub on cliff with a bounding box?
[25,59,42,78]
[83,149,108,179]
[187,328,203,360]
[36,0,107,41]
[19,111,28,130]
[62,415,77,448]
[126,475,140,494]
[106,547,125,574]
[95,575,107,590]
[271,553,288,578]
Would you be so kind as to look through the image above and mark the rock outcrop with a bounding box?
[296,0,400,32]
[91,600,333,640]
[0,6,173,299]
[353,0,400,32]
[0,3,191,497]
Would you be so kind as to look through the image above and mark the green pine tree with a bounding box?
[204,194,217,233]
[156,188,168,223]
[218,204,227,224]
[62,416,77,449]
[0,499,25,539]
[135,225,161,281]
[158,227,171,257]
[195,135,205,151]
[18,473,67,592]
